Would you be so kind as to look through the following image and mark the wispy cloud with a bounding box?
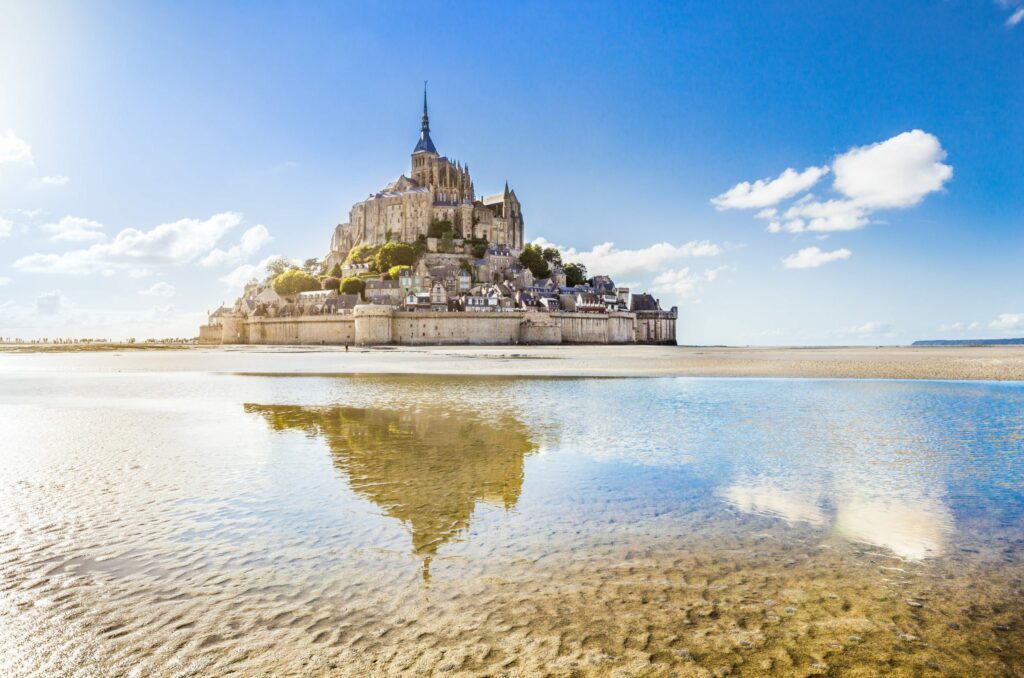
[41,216,106,243]
[989,313,1024,332]
[827,320,893,337]
[782,246,851,269]
[40,174,70,186]
[712,166,829,210]
[0,130,33,165]
[139,281,176,298]
[999,0,1024,26]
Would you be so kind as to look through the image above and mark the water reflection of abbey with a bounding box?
[245,403,536,581]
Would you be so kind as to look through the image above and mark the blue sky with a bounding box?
[1,0,1021,343]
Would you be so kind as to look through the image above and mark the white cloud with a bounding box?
[41,216,106,243]
[1007,6,1024,27]
[712,166,829,210]
[989,313,1024,332]
[0,216,12,238]
[0,276,11,286]
[40,175,70,186]
[0,130,33,165]
[14,212,243,275]
[827,321,894,338]
[782,246,852,269]
[219,254,290,290]
[780,199,870,233]
[832,130,952,209]
[34,290,68,316]
[532,237,723,281]
[714,130,952,241]
[200,223,272,267]
[139,281,176,298]
[649,266,725,299]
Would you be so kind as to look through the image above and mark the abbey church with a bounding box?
[325,87,525,268]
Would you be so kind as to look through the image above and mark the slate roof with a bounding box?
[629,293,661,312]
[413,131,437,154]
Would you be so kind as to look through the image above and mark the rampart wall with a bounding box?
[210,306,676,346]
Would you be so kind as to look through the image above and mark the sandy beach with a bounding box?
[3,343,1023,381]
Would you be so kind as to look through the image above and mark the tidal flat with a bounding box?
[1,351,1022,676]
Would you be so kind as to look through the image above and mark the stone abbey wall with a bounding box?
[246,316,356,345]
[206,306,676,346]
[387,310,523,345]
[551,312,635,344]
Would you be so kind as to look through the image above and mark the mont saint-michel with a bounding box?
[199,89,677,346]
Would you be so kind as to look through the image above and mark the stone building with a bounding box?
[325,86,524,269]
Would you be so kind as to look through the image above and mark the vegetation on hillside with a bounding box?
[272,269,320,296]
[563,262,588,286]
[340,276,366,299]
[518,243,551,279]
[375,242,416,272]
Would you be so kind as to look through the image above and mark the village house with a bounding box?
[576,292,605,313]
[365,278,402,305]
[429,281,448,312]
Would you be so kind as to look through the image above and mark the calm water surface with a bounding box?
[1,354,1023,676]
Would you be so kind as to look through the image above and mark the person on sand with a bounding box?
[344,344,349,352]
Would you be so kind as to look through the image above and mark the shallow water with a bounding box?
[1,355,1023,676]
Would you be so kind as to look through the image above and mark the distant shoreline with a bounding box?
[2,343,1023,382]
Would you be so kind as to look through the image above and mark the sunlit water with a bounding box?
[1,355,1023,676]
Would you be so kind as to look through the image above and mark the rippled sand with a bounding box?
[1,361,1022,676]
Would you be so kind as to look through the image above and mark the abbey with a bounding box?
[325,87,524,268]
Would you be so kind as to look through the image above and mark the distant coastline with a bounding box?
[912,338,1024,347]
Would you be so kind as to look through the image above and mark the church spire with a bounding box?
[421,81,430,134]
[413,81,437,155]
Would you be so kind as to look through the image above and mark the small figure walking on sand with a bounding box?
[344,344,349,352]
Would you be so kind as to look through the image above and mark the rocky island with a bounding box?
[199,88,677,346]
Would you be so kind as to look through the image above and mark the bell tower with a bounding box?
[411,82,438,186]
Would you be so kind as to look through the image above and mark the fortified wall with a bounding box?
[199,306,677,346]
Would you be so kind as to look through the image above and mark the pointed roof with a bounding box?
[413,82,438,154]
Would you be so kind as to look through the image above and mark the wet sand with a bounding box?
[2,361,1022,676]
[5,343,1022,381]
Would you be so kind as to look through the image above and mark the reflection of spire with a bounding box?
[245,402,536,583]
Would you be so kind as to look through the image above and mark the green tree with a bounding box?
[321,276,341,291]
[440,230,454,253]
[303,257,322,275]
[563,262,588,287]
[272,269,320,296]
[375,242,416,271]
[541,247,563,266]
[264,257,293,283]
[518,243,551,279]
[340,276,366,299]
[388,265,408,280]
[328,262,343,278]
[471,240,488,258]
[427,219,453,239]
[345,244,375,264]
